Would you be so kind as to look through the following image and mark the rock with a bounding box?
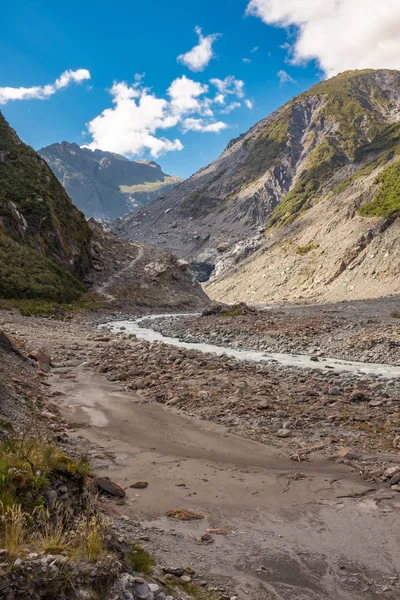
[162,567,185,577]
[349,391,370,403]
[383,466,400,479]
[277,429,291,438]
[389,474,400,486]
[94,476,126,498]
[29,348,51,372]
[166,509,204,520]
[43,489,58,509]
[393,436,400,449]
[130,482,149,489]
[134,581,153,599]
[180,575,192,583]
[336,448,359,460]
[390,484,400,492]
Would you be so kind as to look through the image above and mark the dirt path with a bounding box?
[52,366,400,600]
[96,244,144,301]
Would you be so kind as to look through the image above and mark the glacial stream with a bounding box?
[102,313,400,379]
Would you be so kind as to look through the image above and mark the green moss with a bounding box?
[358,161,400,217]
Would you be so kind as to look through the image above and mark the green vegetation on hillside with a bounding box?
[120,175,182,195]
[266,70,400,228]
[237,108,291,184]
[358,162,400,217]
[0,112,92,301]
[268,139,346,227]
[0,234,85,302]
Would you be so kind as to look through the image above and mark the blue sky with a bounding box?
[1,0,397,178]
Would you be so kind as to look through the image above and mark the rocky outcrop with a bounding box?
[87,221,210,310]
[39,142,182,220]
[113,69,400,292]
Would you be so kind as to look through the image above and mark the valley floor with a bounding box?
[1,297,399,599]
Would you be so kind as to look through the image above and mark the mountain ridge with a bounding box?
[112,69,400,289]
[39,142,183,220]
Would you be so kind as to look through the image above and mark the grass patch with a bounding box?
[120,175,182,195]
[294,243,319,256]
[0,297,109,317]
[358,161,400,218]
[127,543,156,575]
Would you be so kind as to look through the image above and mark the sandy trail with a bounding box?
[52,367,400,599]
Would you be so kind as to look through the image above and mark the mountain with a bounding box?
[39,142,183,220]
[0,112,92,301]
[113,69,400,293]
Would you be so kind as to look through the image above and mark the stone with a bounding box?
[389,474,400,486]
[134,581,153,599]
[391,484,400,492]
[383,466,400,479]
[130,481,149,489]
[43,489,58,509]
[29,348,51,372]
[336,447,359,460]
[94,476,126,498]
[277,429,291,438]
[180,575,192,583]
[349,391,370,403]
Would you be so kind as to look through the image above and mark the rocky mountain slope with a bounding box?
[0,112,92,301]
[39,142,182,220]
[88,220,209,310]
[113,69,400,294]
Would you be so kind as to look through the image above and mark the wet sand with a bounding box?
[53,367,400,599]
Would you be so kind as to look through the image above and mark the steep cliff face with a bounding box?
[39,142,182,220]
[113,69,400,279]
[0,113,92,301]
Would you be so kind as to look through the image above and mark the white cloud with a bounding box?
[210,76,245,98]
[220,101,241,114]
[277,69,296,85]
[85,74,232,158]
[245,99,254,109]
[242,58,252,64]
[177,26,221,72]
[168,75,209,114]
[0,68,90,104]
[246,0,400,77]
[251,46,259,53]
[182,118,228,133]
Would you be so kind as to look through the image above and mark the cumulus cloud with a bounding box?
[84,74,238,158]
[168,75,209,115]
[0,68,90,104]
[182,118,228,133]
[243,58,251,64]
[246,0,400,77]
[245,99,254,109]
[177,26,221,72]
[210,76,245,98]
[277,69,296,85]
